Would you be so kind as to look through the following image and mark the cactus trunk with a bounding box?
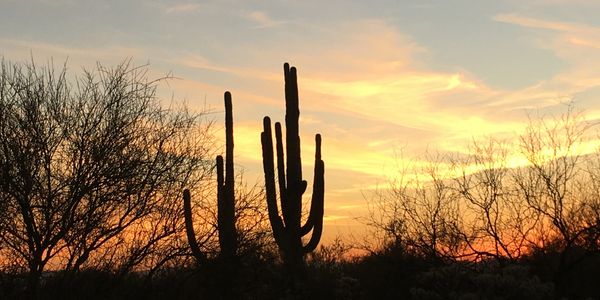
[261,63,325,275]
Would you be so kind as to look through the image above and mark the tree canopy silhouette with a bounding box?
[0,59,214,295]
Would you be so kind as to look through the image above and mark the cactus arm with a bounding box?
[261,117,285,245]
[217,155,224,195]
[302,134,324,252]
[301,134,324,236]
[302,208,323,253]
[183,189,206,263]
[300,221,314,237]
[274,122,290,225]
[216,155,225,252]
[275,123,286,196]
[216,155,228,253]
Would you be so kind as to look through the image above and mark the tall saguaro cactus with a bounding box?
[261,63,325,273]
[184,91,238,263]
[217,91,237,260]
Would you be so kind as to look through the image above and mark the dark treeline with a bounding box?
[362,104,600,299]
[0,59,599,299]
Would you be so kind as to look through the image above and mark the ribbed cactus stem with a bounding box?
[261,63,325,274]
[217,91,237,259]
[262,117,285,245]
[183,189,206,263]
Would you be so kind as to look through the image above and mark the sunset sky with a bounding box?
[2,0,600,243]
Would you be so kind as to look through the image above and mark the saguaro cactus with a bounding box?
[216,91,237,260]
[261,63,325,273]
[184,91,238,263]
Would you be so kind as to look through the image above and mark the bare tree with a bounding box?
[452,138,537,261]
[0,59,214,293]
[512,106,600,291]
[365,105,600,267]
[365,152,464,260]
[520,108,589,243]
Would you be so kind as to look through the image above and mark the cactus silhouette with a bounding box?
[184,91,238,263]
[261,63,325,274]
[183,188,206,263]
[217,91,237,260]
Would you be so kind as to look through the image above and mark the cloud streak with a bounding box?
[164,3,202,14]
[0,38,143,66]
[243,10,284,29]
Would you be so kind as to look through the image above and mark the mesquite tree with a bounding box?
[261,63,325,274]
[0,60,212,294]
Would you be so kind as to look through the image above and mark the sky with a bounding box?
[2,0,600,244]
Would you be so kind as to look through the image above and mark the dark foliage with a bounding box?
[7,241,600,300]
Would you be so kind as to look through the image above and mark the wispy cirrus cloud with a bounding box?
[0,38,143,65]
[494,13,600,36]
[514,0,600,6]
[169,18,526,159]
[172,53,281,82]
[243,10,284,29]
[493,14,600,103]
[164,3,202,14]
